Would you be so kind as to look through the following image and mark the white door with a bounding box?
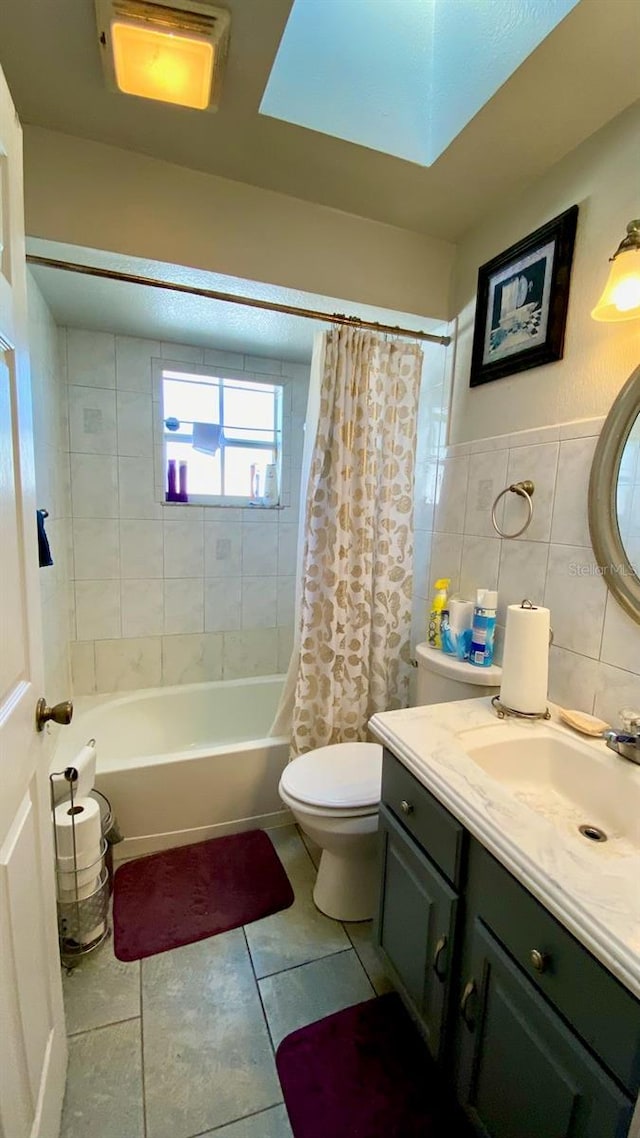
[0,66,67,1138]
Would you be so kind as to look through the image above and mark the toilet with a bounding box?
[279,644,502,922]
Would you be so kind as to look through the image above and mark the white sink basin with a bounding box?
[455,721,640,851]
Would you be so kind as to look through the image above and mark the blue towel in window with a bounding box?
[37,509,53,567]
[192,422,222,456]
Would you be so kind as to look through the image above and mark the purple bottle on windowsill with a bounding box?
[166,458,179,502]
[178,461,188,503]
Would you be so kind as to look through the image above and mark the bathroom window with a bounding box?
[161,367,282,506]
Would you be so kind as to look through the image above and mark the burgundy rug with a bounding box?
[276,993,473,1138]
[113,830,294,962]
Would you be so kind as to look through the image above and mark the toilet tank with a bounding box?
[413,642,501,706]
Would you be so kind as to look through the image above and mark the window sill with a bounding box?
[161,498,283,510]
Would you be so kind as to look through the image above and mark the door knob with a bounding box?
[35,698,73,732]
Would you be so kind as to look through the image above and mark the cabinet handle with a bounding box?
[460,979,477,1029]
[400,799,414,815]
[433,935,448,980]
[530,949,549,974]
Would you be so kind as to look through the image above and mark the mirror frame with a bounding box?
[588,363,640,625]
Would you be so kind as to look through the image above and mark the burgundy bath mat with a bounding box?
[113,829,294,961]
[276,993,473,1138]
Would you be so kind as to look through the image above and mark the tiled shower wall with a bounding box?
[412,414,640,725]
[62,328,310,693]
[27,275,73,705]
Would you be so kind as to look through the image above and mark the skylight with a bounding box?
[260,0,580,167]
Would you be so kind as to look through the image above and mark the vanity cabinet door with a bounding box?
[374,804,457,1061]
[455,919,633,1138]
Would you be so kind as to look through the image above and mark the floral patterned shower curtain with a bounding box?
[290,326,423,754]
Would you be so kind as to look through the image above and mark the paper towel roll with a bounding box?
[51,740,97,804]
[54,796,102,868]
[441,598,475,657]
[499,602,550,714]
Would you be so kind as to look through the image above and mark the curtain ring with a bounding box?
[492,480,535,539]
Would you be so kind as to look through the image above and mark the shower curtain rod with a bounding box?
[25,255,451,346]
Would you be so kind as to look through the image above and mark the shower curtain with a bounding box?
[273,325,423,754]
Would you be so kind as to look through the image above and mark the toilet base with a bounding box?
[312,847,378,922]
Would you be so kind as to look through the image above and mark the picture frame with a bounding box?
[469,205,579,388]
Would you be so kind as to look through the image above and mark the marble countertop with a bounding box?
[369,698,640,1000]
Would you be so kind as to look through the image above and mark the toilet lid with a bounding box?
[281,743,383,809]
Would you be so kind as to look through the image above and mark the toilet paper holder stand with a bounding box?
[491,599,553,722]
[491,695,551,722]
[50,757,110,962]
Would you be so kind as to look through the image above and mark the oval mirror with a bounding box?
[589,364,640,624]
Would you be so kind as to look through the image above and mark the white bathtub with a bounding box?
[53,676,291,860]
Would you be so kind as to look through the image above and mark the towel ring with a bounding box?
[491,480,535,539]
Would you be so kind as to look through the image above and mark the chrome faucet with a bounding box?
[604,709,640,766]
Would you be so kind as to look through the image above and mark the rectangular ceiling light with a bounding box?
[96,0,230,111]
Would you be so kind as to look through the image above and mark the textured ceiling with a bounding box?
[0,0,638,240]
[27,239,445,362]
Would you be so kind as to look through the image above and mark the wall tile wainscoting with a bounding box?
[412,415,640,724]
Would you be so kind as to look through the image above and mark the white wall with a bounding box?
[62,329,309,694]
[428,100,640,719]
[27,273,73,704]
[449,101,639,446]
[23,126,455,321]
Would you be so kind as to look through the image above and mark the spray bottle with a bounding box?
[428,578,450,649]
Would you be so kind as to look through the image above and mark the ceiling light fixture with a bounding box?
[95,0,230,111]
[591,220,640,322]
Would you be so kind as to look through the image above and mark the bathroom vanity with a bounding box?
[369,699,640,1138]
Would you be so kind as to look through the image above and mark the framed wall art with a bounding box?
[469,205,578,387]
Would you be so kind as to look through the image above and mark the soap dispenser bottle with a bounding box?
[428,578,450,649]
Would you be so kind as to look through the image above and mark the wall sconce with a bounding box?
[591,220,640,322]
[95,0,230,111]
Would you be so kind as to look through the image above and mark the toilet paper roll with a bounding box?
[51,740,97,805]
[80,920,107,947]
[499,603,550,714]
[54,796,102,869]
[57,870,101,901]
[448,599,474,636]
[56,855,102,893]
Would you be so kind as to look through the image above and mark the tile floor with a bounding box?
[60,825,392,1138]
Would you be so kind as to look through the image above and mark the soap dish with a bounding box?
[558,708,610,737]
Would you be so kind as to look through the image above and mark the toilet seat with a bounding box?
[279,783,378,820]
[280,742,382,810]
